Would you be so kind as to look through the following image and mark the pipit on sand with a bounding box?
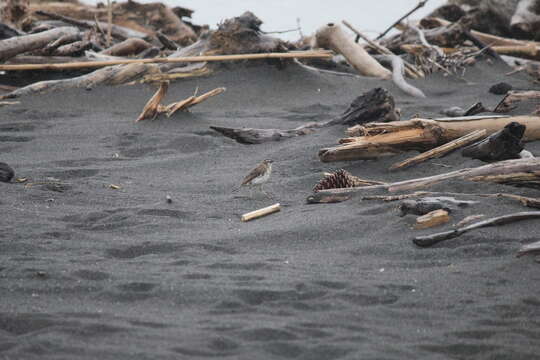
[240,159,274,198]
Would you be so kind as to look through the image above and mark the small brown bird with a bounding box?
[240,159,274,198]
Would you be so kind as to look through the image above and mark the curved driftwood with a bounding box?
[322,115,540,163]
[0,26,80,62]
[100,38,153,57]
[211,87,399,144]
[315,23,391,79]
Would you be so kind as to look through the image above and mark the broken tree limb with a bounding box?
[376,0,429,40]
[165,87,225,117]
[390,129,487,171]
[210,87,399,144]
[136,82,169,122]
[341,20,423,79]
[0,50,333,71]
[315,23,392,79]
[0,26,80,62]
[308,157,540,203]
[494,90,540,113]
[321,115,540,162]
[100,38,153,57]
[413,211,540,248]
[34,9,149,41]
[462,122,525,162]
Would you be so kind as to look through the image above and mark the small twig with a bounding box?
[296,18,304,39]
[376,0,429,40]
[263,27,301,35]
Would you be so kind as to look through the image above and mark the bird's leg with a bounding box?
[261,184,273,199]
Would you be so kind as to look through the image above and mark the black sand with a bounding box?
[1,60,540,359]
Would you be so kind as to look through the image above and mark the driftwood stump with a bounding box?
[462,122,526,162]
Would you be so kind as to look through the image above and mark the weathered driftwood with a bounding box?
[373,54,427,98]
[53,40,93,57]
[307,157,540,204]
[210,87,399,144]
[494,90,540,113]
[399,196,477,217]
[34,9,149,41]
[136,83,225,122]
[315,23,392,79]
[100,38,152,57]
[413,211,540,248]
[342,20,423,79]
[390,129,487,171]
[0,50,332,71]
[462,122,526,162]
[241,203,281,222]
[0,26,80,62]
[517,240,540,257]
[414,209,451,229]
[322,115,540,162]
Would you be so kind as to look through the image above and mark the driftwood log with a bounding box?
[321,115,540,162]
[315,23,391,79]
[100,38,153,57]
[307,157,540,204]
[0,26,80,62]
[494,90,540,113]
[413,212,540,248]
[461,122,526,162]
[211,87,399,144]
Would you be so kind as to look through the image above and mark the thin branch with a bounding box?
[376,0,429,40]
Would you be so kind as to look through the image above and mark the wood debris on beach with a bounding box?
[2,0,540,258]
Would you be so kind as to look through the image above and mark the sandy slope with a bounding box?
[1,60,540,359]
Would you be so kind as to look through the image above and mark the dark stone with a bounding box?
[489,82,513,95]
[0,162,15,183]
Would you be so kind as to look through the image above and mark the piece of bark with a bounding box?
[0,26,80,62]
[390,129,487,171]
[322,115,540,163]
[517,240,540,257]
[315,23,392,79]
[0,162,15,183]
[210,87,399,144]
[462,122,525,162]
[413,211,540,247]
[100,38,152,57]
[309,157,540,203]
[463,102,490,116]
[414,209,451,230]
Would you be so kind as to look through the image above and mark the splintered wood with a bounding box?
[136,82,225,122]
[414,209,450,230]
[241,203,281,222]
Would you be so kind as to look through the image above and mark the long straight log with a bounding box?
[0,26,80,62]
[0,50,333,71]
[320,115,540,162]
[308,158,540,204]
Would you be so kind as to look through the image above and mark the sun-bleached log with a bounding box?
[315,23,392,79]
[321,115,540,163]
[0,26,80,62]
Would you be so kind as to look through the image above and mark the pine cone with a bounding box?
[313,169,363,192]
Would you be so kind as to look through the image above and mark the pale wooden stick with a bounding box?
[0,51,333,71]
[342,20,423,79]
[414,209,450,229]
[517,240,540,257]
[389,129,487,171]
[241,203,281,222]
